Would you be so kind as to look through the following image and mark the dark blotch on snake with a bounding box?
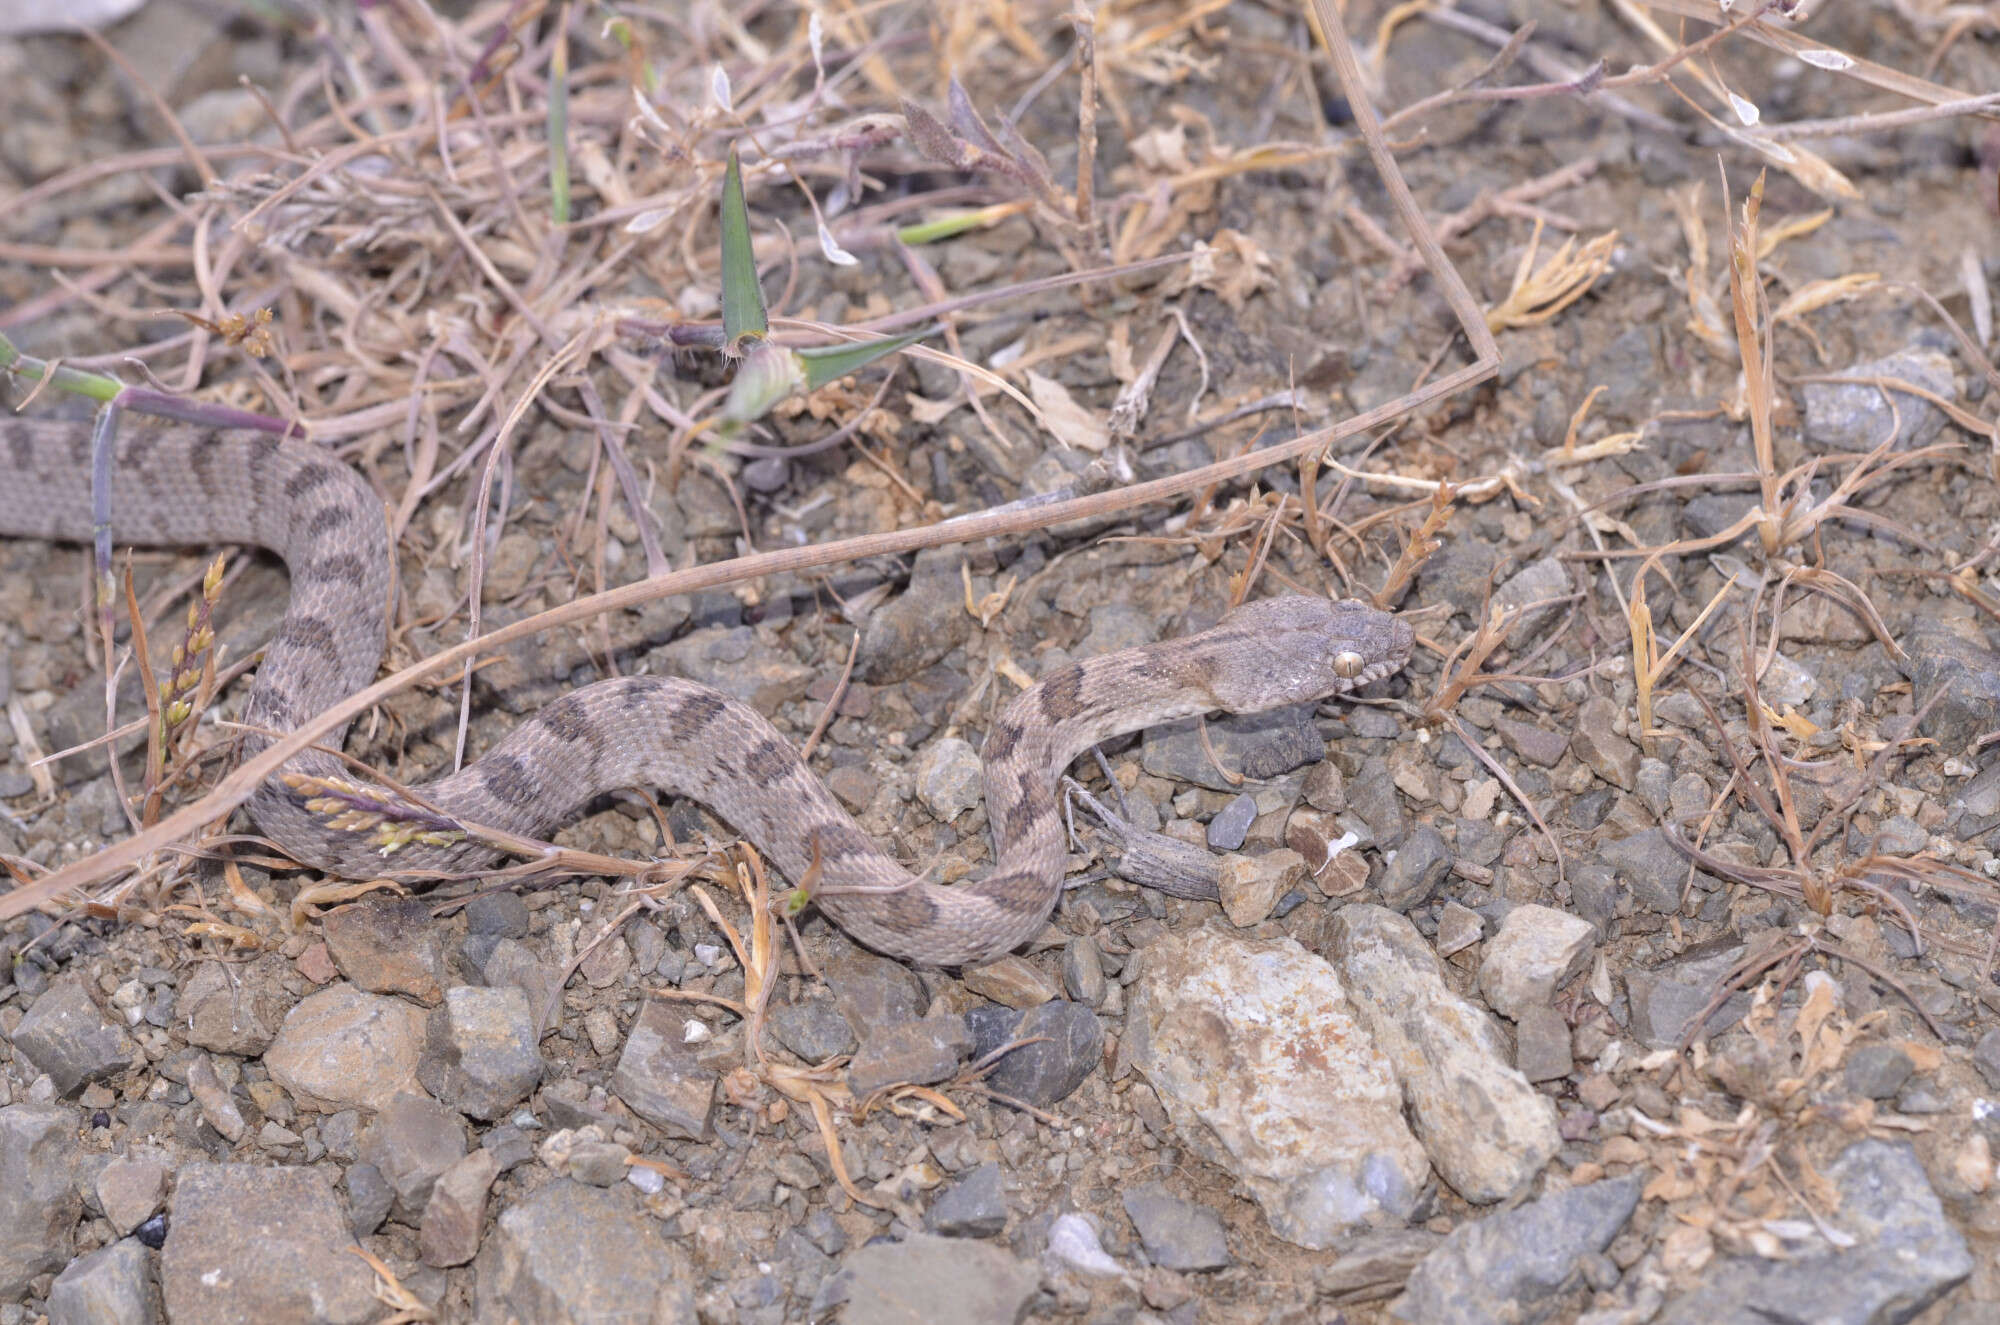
[1038,666,1087,725]
[744,738,793,787]
[668,691,727,744]
[481,753,541,807]
[274,615,343,669]
[283,464,340,502]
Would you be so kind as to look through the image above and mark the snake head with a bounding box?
[1212,596,1413,707]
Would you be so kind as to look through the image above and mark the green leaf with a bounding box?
[548,24,571,224]
[719,144,767,348]
[796,325,938,391]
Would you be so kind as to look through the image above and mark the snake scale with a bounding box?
[1,420,1413,965]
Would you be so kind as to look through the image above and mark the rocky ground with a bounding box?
[3,0,2000,1323]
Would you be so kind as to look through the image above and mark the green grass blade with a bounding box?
[548,14,571,225]
[797,325,938,391]
[720,145,767,347]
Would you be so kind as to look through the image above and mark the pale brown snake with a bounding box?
[1,421,1412,965]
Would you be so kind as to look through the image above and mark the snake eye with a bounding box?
[1333,650,1365,679]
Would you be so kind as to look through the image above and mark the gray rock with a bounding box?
[344,1162,394,1237]
[47,1239,159,1325]
[1126,929,1428,1248]
[464,891,531,939]
[1494,555,1572,646]
[983,1000,1102,1108]
[610,1001,718,1139]
[1802,348,1955,451]
[1061,936,1108,1008]
[96,1156,167,1236]
[1975,1028,2000,1091]
[927,1161,1008,1237]
[474,1181,696,1324]
[161,1164,377,1324]
[1143,703,1325,790]
[823,950,926,1036]
[184,1053,246,1143]
[1376,824,1450,910]
[1571,697,1638,791]
[1329,906,1561,1205]
[1898,617,2000,756]
[263,983,427,1113]
[481,939,564,1039]
[358,1091,467,1222]
[419,1149,501,1268]
[1207,794,1257,850]
[767,993,858,1062]
[1598,829,1688,914]
[565,1139,630,1187]
[1656,1140,1969,1325]
[174,956,292,1055]
[1348,756,1408,847]
[420,985,544,1120]
[857,548,971,685]
[1515,1005,1573,1084]
[1493,717,1568,769]
[823,1233,1038,1325]
[1845,1044,1915,1100]
[1626,943,1752,1047]
[1393,1174,1644,1324]
[1122,1182,1230,1271]
[1478,904,1597,1020]
[915,736,983,822]
[11,973,137,1095]
[322,896,446,1004]
[847,1015,973,1098]
[0,1104,81,1298]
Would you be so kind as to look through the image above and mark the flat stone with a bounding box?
[1434,901,1484,957]
[11,973,137,1096]
[1492,717,1568,769]
[474,1180,696,1324]
[322,896,446,1004]
[1393,1174,1643,1324]
[174,955,293,1055]
[0,1104,81,1298]
[1973,1028,2000,1091]
[1656,1140,1970,1325]
[358,1091,467,1222]
[264,983,427,1112]
[1061,936,1108,1007]
[825,1233,1038,1325]
[161,1163,377,1324]
[915,736,983,822]
[1127,928,1429,1248]
[1845,1043,1915,1100]
[823,950,926,1036]
[1302,759,1346,812]
[1207,793,1257,850]
[1626,942,1752,1048]
[1598,829,1689,915]
[1493,555,1570,646]
[344,1163,393,1238]
[184,1054,246,1142]
[46,1238,160,1325]
[1515,1005,1574,1084]
[961,955,1057,1009]
[926,1161,1008,1238]
[1898,616,2000,756]
[1570,696,1638,791]
[1376,824,1450,911]
[419,985,544,1120]
[1218,849,1306,926]
[1123,1182,1231,1271]
[419,1148,501,1268]
[767,993,857,1062]
[1802,347,1956,451]
[847,1015,973,1098]
[984,1000,1103,1108]
[96,1155,168,1236]
[610,1001,718,1140]
[1477,904,1596,1020]
[1329,906,1560,1205]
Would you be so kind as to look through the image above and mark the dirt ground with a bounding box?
[3,0,2000,1322]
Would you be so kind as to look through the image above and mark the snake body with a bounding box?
[1,421,1412,965]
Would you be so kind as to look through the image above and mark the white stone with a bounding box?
[1477,904,1597,1020]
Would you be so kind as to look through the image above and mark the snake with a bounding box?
[1,420,1413,966]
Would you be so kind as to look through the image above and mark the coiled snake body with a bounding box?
[1,421,1412,965]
